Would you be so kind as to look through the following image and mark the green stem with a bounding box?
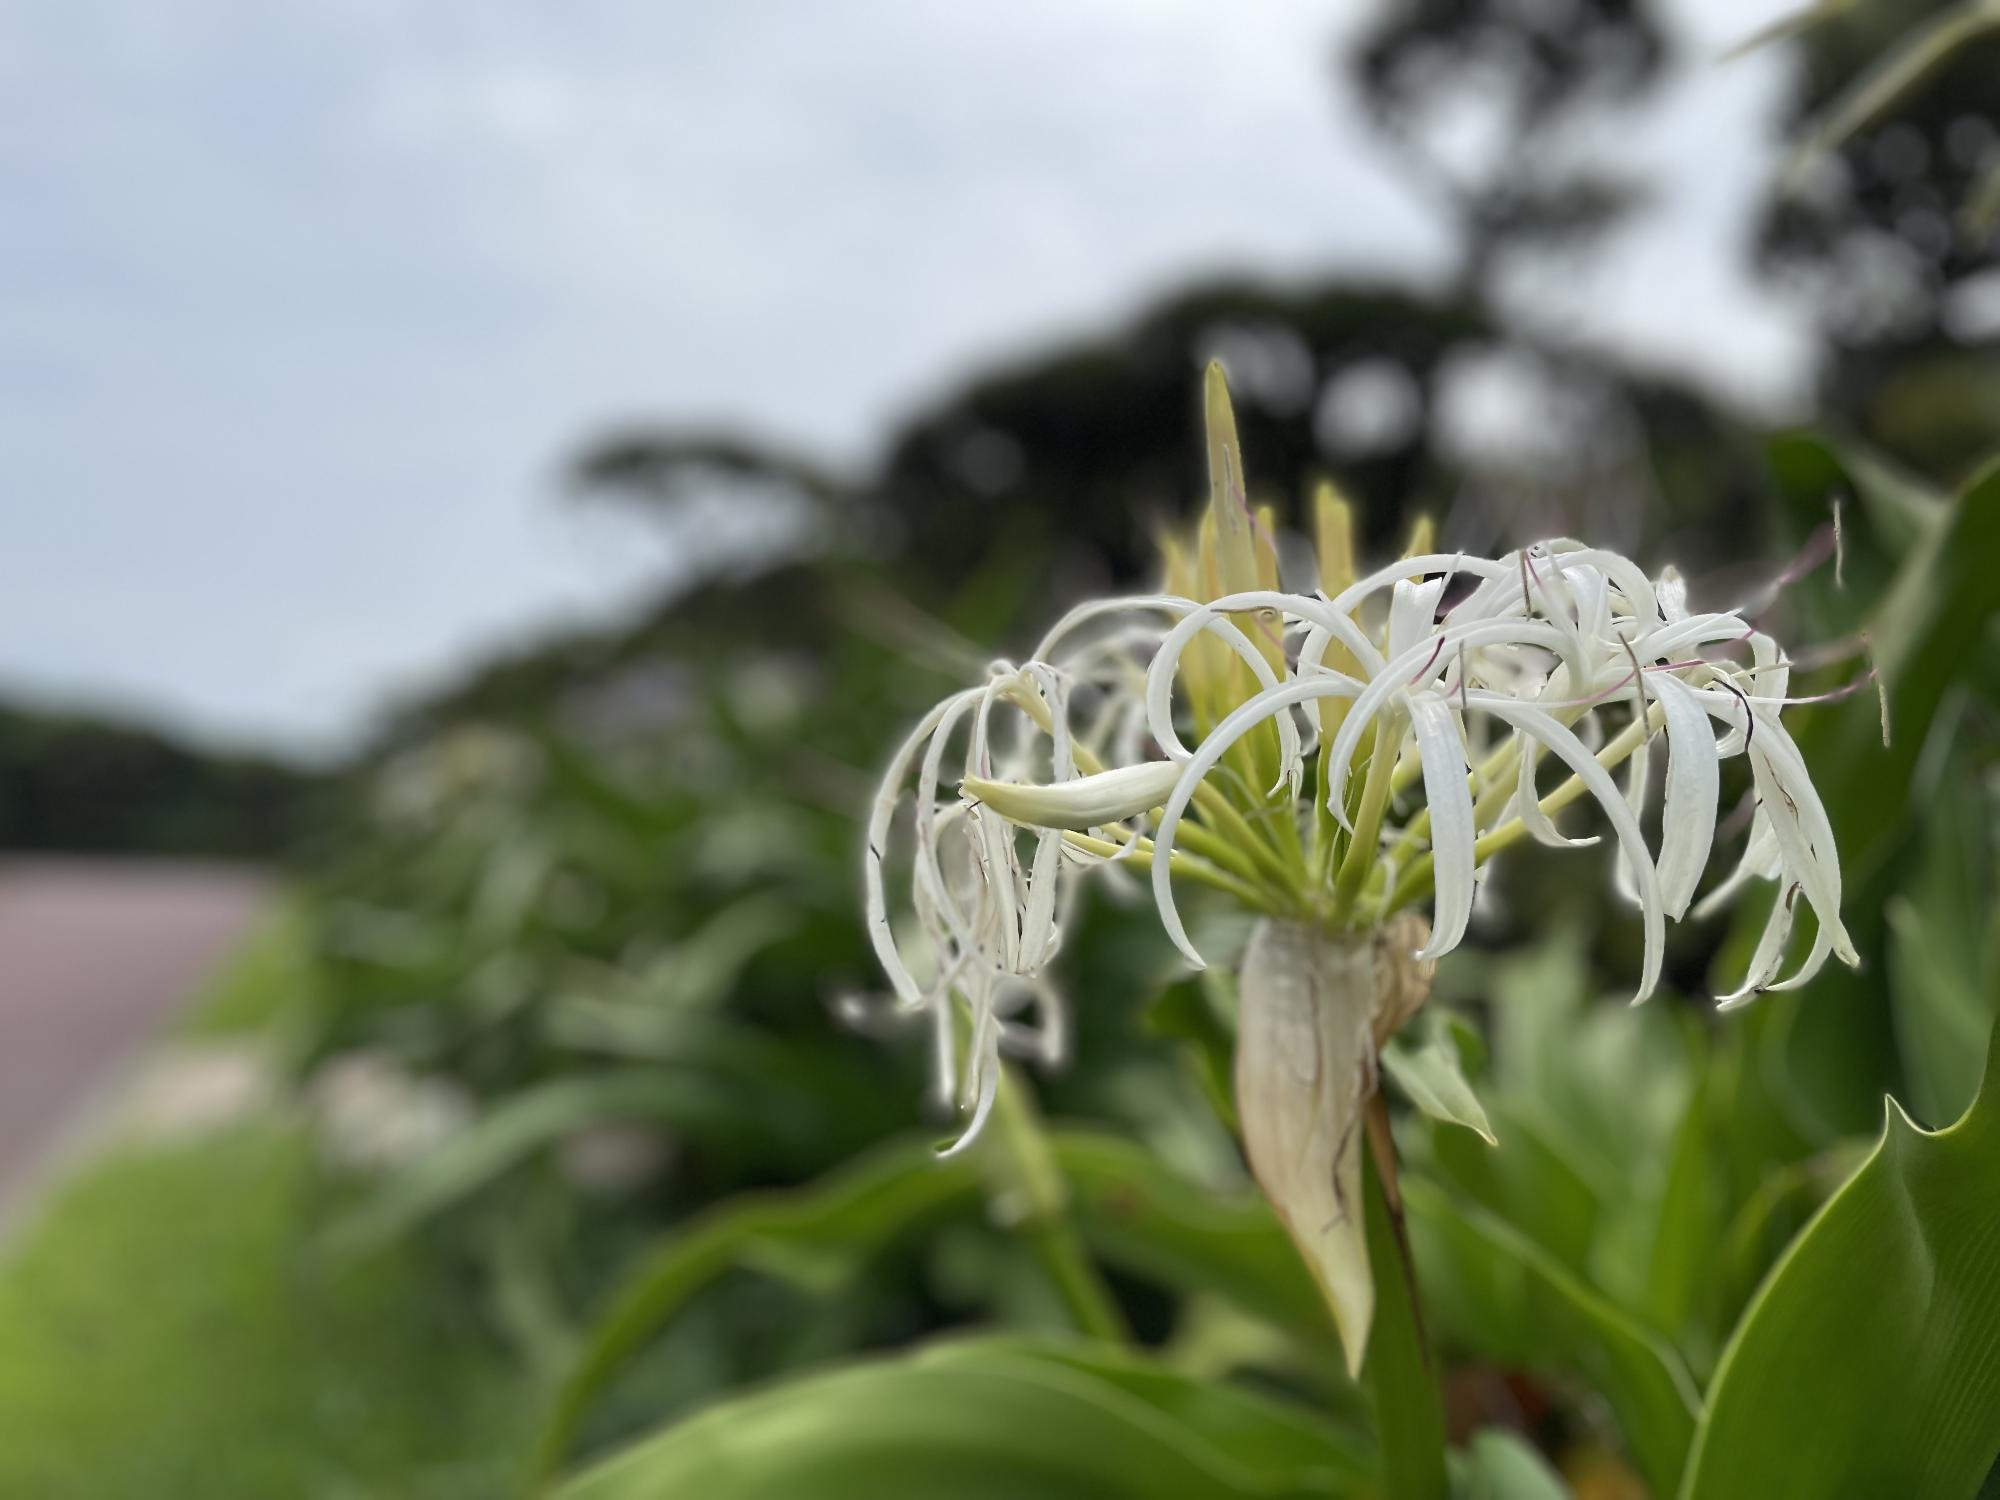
[990,1070,1131,1343]
[1329,721,1398,924]
[1361,1096,1448,1500]
[1060,831,1274,911]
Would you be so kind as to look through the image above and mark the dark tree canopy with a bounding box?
[1759,2,2000,479]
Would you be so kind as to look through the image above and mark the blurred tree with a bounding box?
[1347,0,1669,297]
[1756,0,2000,479]
[0,700,316,857]
[567,0,1772,619]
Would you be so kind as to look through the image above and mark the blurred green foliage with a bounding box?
[4,3,1997,1494]
[0,1120,533,1499]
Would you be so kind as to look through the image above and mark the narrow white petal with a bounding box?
[1322,618,1569,829]
[865,689,982,1007]
[1388,577,1447,659]
[936,1001,1003,1159]
[1656,565,1688,624]
[1407,692,1476,960]
[1137,590,1324,770]
[1468,693,1665,1002]
[1652,674,1720,919]
[1325,552,1512,618]
[1514,732,1602,849]
[1717,883,1798,1008]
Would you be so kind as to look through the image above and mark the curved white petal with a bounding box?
[1467,693,1665,1002]
[865,688,984,1007]
[1514,732,1601,849]
[1652,673,1720,919]
[1407,691,1476,959]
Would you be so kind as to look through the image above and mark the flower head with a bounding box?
[857,364,1859,1364]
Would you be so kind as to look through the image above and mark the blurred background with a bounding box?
[1,1,1994,1495]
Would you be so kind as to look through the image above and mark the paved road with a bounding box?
[0,859,269,1201]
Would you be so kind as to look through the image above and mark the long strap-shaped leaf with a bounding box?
[1680,1022,2000,1498]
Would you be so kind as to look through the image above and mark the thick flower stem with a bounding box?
[1360,1094,1448,1500]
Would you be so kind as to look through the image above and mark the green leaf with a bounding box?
[534,1136,983,1478]
[1052,1132,1330,1340]
[1640,1072,1722,1367]
[1383,1015,1497,1146]
[1405,1177,1699,1498]
[1454,1429,1568,1500]
[1780,2,2000,184]
[1886,749,1999,1127]
[1679,1024,2000,1500]
[550,1335,1373,1500]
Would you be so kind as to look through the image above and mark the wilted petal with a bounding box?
[1233,920,1378,1377]
[865,688,984,1008]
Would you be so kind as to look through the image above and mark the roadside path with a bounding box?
[0,859,269,1202]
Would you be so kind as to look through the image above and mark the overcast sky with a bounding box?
[2,0,1802,757]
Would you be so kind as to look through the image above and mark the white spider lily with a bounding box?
[859,364,1862,1367]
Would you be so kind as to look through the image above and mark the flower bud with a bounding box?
[961,761,1183,830]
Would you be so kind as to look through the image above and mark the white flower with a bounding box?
[867,532,1857,1139]
[858,366,1862,1361]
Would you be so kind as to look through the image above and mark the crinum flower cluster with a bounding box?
[862,364,1856,1370]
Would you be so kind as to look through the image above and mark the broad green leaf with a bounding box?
[551,1335,1373,1500]
[1405,1177,1699,1498]
[1680,1025,2000,1500]
[1383,1015,1496,1146]
[534,1136,982,1477]
[1886,748,1998,1126]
